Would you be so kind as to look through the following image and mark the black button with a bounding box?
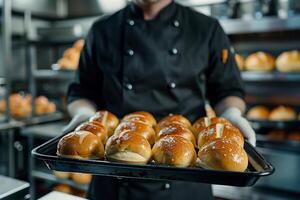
[173,20,180,27]
[170,48,178,55]
[169,82,176,89]
[127,49,134,56]
[127,19,135,26]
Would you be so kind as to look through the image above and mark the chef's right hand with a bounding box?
[62,99,97,134]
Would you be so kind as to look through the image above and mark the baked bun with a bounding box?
[57,131,104,160]
[157,123,196,147]
[53,184,72,194]
[288,132,300,141]
[235,54,245,70]
[269,106,296,121]
[276,50,300,72]
[114,121,155,146]
[267,131,285,141]
[192,117,231,139]
[152,136,196,167]
[105,131,152,164]
[245,52,275,71]
[247,106,270,120]
[198,123,244,148]
[89,110,119,136]
[53,171,70,179]
[73,39,85,52]
[75,121,108,144]
[58,57,78,70]
[122,111,157,127]
[198,138,248,172]
[71,173,92,185]
[156,114,191,133]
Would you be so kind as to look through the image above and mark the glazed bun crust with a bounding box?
[247,106,270,120]
[57,131,104,159]
[269,106,297,121]
[156,114,192,133]
[75,121,108,144]
[192,117,231,139]
[152,136,197,167]
[198,123,244,148]
[122,111,157,127]
[276,50,300,72]
[198,138,248,172]
[245,51,275,71]
[89,110,119,136]
[105,131,152,164]
[157,123,196,147]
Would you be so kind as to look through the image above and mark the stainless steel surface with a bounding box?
[256,147,300,193]
[242,72,300,82]
[33,69,75,80]
[21,121,67,138]
[0,175,29,199]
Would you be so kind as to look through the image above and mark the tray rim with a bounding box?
[32,135,275,178]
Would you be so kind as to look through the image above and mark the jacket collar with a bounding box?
[129,1,177,22]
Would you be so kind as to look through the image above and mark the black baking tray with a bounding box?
[32,136,274,187]
[250,120,300,131]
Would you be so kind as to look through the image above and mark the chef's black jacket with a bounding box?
[67,1,244,200]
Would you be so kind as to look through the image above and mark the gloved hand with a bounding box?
[221,107,256,146]
[62,99,96,134]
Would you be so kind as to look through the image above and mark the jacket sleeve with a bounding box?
[205,20,245,107]
[67,24,103,107]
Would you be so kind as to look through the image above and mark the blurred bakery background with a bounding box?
[0,0,300,199]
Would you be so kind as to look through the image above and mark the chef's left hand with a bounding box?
[221,107,256,146]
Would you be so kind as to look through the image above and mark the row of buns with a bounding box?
[247,105,300,121]
[0,93,56,118]
[53,171,92,185]
[57,39,85,70]
[57,111,249,172]
[235,50,300,72]
[267,130,300,142]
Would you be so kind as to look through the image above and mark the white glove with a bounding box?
[62,100,96,134]
[221,107,256,147]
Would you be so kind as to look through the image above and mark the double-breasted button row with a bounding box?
[126,19,180,28]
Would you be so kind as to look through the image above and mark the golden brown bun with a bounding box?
[57,131,104,160]
[73,39,85,52]
[46,102,56,113]
[287,132,300,141]
[152,135,196,167]
[197,123,244,148]
[247,106,270,120]
[53,184,72,194]
[63,48,80,60]
[245,52,275,71]
[276,50,300,72]
[267,131,285,141]
[89,111,119,136]
[114,121,156,146]
[71,173,92,185]
[122,111,157,127]
[156,114,192,133]
[75,121,108,145]
[4,93,32,118]
[269,106,296,121]
[192,117,231,139]
[198,138,248,172]
[58,57,78,70]
[157,123,196,147]
[53,171,70,179]
[35,96,50,115]
[235,54,245,70]
[105,131,152,164]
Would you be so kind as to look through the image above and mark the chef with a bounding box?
[64,0,256,199]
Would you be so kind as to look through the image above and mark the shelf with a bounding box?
[21,112,65,127]
[220,15,300,35]
[33,69,76,80]
[250,120,300,131]
[0,120,23,131]
[241,71,300,82]
[31,170,88,191]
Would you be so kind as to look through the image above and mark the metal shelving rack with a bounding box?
[241,71,300,82]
